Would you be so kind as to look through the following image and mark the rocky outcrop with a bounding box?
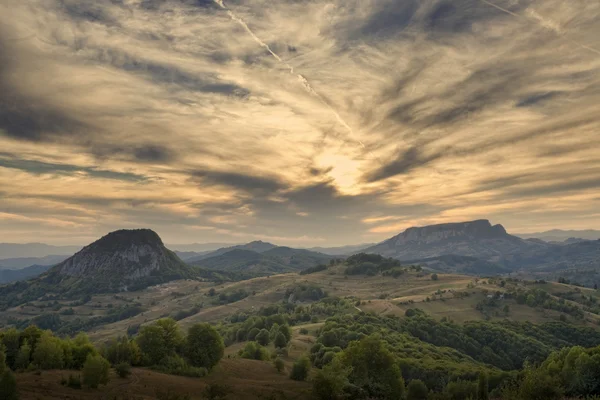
[48,229,195,292]
[363,220,549,264]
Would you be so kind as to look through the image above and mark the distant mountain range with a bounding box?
[0,243,81,259]
[0,255,70,270]
[305,243,374,255]
[2,221,599,285]
[189,241,332,274]
[516,229,600,242]
[0,264,53,284]
[362,219,600,274]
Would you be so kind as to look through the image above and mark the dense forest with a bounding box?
[2,296,600,399]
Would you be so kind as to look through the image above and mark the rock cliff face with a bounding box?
[49,229,194,292]
[363,220,549,263]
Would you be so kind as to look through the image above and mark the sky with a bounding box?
[0,0,599,246]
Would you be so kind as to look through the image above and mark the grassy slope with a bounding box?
[2,263,599,344]
[16,359,311,400]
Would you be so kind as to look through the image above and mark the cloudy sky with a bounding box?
[0,0,599,246]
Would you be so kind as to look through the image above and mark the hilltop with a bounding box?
[189,242,332,274]
[0,229,204,308]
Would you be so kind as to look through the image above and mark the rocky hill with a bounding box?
[0,230,201,305]
[363,220,549,265]
[47,229,196,292]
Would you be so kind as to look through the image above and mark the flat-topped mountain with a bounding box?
[363,219,548,263]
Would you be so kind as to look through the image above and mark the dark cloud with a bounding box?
[192,170,286,195]
[57,0,119,26]
[516,91,561,107]
[0,155,148,182]
[90,48,250,97]
[365,146,446,182]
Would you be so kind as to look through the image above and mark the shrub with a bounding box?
[274,358,285,373]
[240,342,269,361]
[290,356,311,381]
[115,362,131,378]
[153,355,208,378]
[67,374,82,389]
[82,354,110,389]
[407,379,428,400]
[203,383,231,400]
[0,369,19,400]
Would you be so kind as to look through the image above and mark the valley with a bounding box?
[2,225,600,399]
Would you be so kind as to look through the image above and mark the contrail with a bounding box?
[213,0,364,148]
[479,0,600,57]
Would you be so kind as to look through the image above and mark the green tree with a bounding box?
[340,335,405,400]
[14,340,31,371]
[19,326,42,352]
[136,325,168,365]
[312,357,350,400]
[278,324,292,342]
[1,329,20,370]
[407,379,428,400]
[32,332,64,370]
[274,332,287,349]
[477,372,489,400]
[269,323,280,342]
[247,328,260,341]
[0,344,6,374]
[0,369,19,400]
[104,336,141,366]
[519,365,562,400]
[185,323,224,370]
[71,333,97,370]
[82,354,110,389]
[431,273,439,281]
[255,329,270,346]
[290,356,311,381]
[155,318,184,352]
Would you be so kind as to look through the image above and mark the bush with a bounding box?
[0,369,19,400]
[407,379,428,400]
[82,354,110,389]
[203,383,231,400]
[274,358,285,373]
[299,328,309,335]
[67,374,82,389]
[115,362,131,378]
[153,355,208,378]
[240,342,269,361]
[290,356,311,381]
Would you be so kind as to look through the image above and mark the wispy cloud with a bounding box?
[0,0,599,245]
